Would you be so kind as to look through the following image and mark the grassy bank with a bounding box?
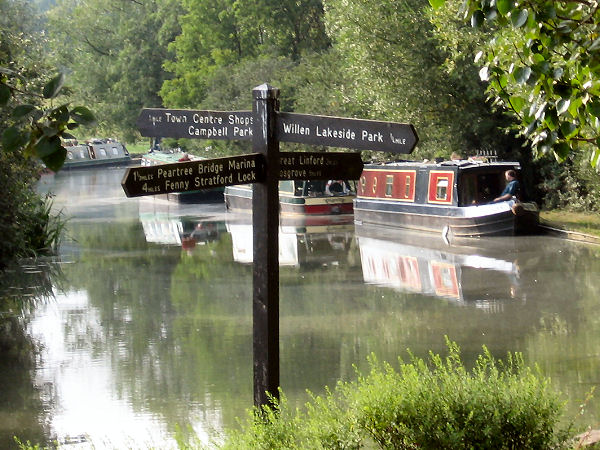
[540,210,600,239]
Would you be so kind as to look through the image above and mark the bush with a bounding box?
[222,340,573,449]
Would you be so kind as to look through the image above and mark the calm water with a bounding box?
[1,167,600,448]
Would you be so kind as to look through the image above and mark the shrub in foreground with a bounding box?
[222,341,573,449]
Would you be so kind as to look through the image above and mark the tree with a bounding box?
[430,0,600,167]
[322,0,519,160]
[0,0,94,267]
[46,0,181,142]
[160,0,329,110]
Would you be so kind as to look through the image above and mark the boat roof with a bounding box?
[365,158,521,171]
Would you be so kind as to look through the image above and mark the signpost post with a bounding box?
[122,85,418,409]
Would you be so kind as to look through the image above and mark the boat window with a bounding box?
[98,148,107,157]
[372,177,378,194]
[385,175,394,196]
[279,180,295,194]
[67,152,73,160]
[306,180,326,196]
[111,147,119,155]
[405,176,411,198]
[436,178,449,200]
[80,150,86,158]
[360,176,366,194]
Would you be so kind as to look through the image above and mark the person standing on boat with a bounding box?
[493,170,520,202]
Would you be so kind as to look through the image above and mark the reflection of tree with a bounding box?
[58,217,600,440]
[0,263,60,447]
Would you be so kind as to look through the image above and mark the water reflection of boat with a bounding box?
[63,138,132,170]
[138,201,226,249]
[354,159,539,238]
[226,214,354,267]
[225,179,356,215]
[356,224,524,307]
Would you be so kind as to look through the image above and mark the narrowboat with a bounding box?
[63,138,132,169]
[354,159,539,238]
[224,179,356,215]
[139,149,224,203]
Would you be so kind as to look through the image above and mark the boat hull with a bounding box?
[354,198,538,238]
[225,185,354,215]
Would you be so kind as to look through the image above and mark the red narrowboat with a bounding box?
[354,160,539,238]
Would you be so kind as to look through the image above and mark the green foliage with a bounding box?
[160,0,329,111]
[0,0,76,267]
[1,72,96,171]
[430,0,600,167]
[322,0,520,160]
[47,0,180,142]
[222,341,573,449]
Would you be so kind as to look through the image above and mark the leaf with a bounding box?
[479,66,490,81]
[556,99,570,115]
[510,96,525,113]
[0,83,11,105]
[591,148,600,168]
[42,73,65,99]
[587,101,600,118]
[2,126,30,151]
[428,0,445,9]
[50,105,70,123]
[552,67,564,80]
[560,122,577,139]
[70,106,97,126]
[511,9,528,27]
[12,104,36,118]
[34,135,63,159]
[471,10,485,28]
[514,66,531,84]
[41,145,67,172]
[497,0,513,16]
[553,142,570,162]
[589,38,600,52]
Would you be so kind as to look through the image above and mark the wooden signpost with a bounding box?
[122,84,418,408]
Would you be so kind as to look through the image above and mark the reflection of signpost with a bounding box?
[123,85,418,409]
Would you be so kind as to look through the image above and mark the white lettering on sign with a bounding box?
[192,114,223,125]
[390,134,406,145]
[283,122,310,136]
[299,154,324,165]
[165,112,187,123]
[228,114,252,126]
[197,161,224,175]
[194,174,234,187]
[233,127,252,137]
[228,158,256,170]
[133,171,154,182]
[150,115,162,126]
[188,126,229,138]
[361,130,384,143]
[315,126,356,140]
[280,168,307,179]
[165,179,189,191]
[156,166,193,178]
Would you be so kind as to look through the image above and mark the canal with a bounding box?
[1,167,600,448]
